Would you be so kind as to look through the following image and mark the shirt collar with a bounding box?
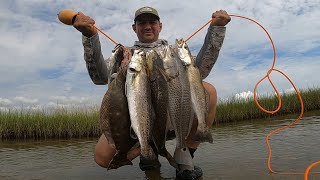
[133,39,168,48]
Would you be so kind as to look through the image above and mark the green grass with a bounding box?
[0,106,100,140]
[216,87,320,123]
[1,88,320,140]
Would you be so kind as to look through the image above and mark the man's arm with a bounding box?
[82,33,109,85]
[195,25,226,79]
[195,10,230,79]
[73,12,109,85]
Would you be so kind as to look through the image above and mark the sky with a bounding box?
[0,0,319,111]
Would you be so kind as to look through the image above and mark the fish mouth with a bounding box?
[129,67,138,72]
[176,38,186,47]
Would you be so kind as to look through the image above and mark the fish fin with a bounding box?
[111,73,118,79]
[193,127,213,143]
[130,127,137,139]
[159,149,179,170]
[139,155,161,171]
[130,142,140,150]
[157,67,171,82]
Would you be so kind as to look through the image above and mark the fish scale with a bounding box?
[176,39,213,143]
[163,46,194,169]
[99,47,138,170]
[126,49,157,163]
[147,50,178,169]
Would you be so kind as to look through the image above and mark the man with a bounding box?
[73,6,230,179]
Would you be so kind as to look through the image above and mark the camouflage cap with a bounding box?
[134,6,160,21]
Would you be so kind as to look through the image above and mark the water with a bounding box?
[1,116,320,180]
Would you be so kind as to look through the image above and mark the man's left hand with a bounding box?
[211,10,231,26]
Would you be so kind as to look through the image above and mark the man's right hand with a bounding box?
[73,12,97,37]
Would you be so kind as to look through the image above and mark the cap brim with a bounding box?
[134,13,160,21]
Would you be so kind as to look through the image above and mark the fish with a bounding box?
[163,46,194,170]
[125,48,159,167]
[99,47,138,170]
[146,49,178,169]
[108,44,124,84]
[176,38,213,143]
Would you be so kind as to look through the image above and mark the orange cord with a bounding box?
[305,161,320,180]
[93,25,118,45]
[185,15,319,179]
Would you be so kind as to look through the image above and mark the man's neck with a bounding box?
[134,39,167,48]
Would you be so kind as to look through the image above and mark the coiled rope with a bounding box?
[185,15,318,180]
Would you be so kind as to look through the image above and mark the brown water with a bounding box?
[1,116,320,180]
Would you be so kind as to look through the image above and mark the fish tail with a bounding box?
[193,127,213,143]
[173,148,194,167]
[139,154,161,171]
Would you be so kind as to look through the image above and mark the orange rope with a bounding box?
[185,15,319,179]
[93,25,118,45]
[305,161,320,180]
[185,20,212,42]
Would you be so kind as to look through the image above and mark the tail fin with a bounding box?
[173,148,194,168]
[193,128,213,143]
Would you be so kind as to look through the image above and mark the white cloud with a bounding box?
[284,88,295,94]
[0,98,13,106]
[0,0,319,108]
[49,96,93,105]
[13,97,39,104]
[235,91,254,100]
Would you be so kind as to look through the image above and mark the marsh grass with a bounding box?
[216,88,320,123]
[0,106,100,140]
[1,88,320,139]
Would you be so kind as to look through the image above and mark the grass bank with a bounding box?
[1,88,320,140]
[0,107,100,140]
[216,87,320,123]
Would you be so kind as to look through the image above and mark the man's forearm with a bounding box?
[195,25,226,79]
[82,33,109,85]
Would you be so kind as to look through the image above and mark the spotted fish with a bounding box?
[99,47,138,170]
[146,49,178,169]
[125,48,158,167]
[108,44,124,84]
[176,38,213,143]
[163,46,194,170]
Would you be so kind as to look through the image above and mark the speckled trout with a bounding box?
[163,46,194,170]
[176,39,213,143]
[99,47,138,170]
[146,49,178,169]
[125,49,158,166]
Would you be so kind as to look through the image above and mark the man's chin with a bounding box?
[142,37,156,43]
